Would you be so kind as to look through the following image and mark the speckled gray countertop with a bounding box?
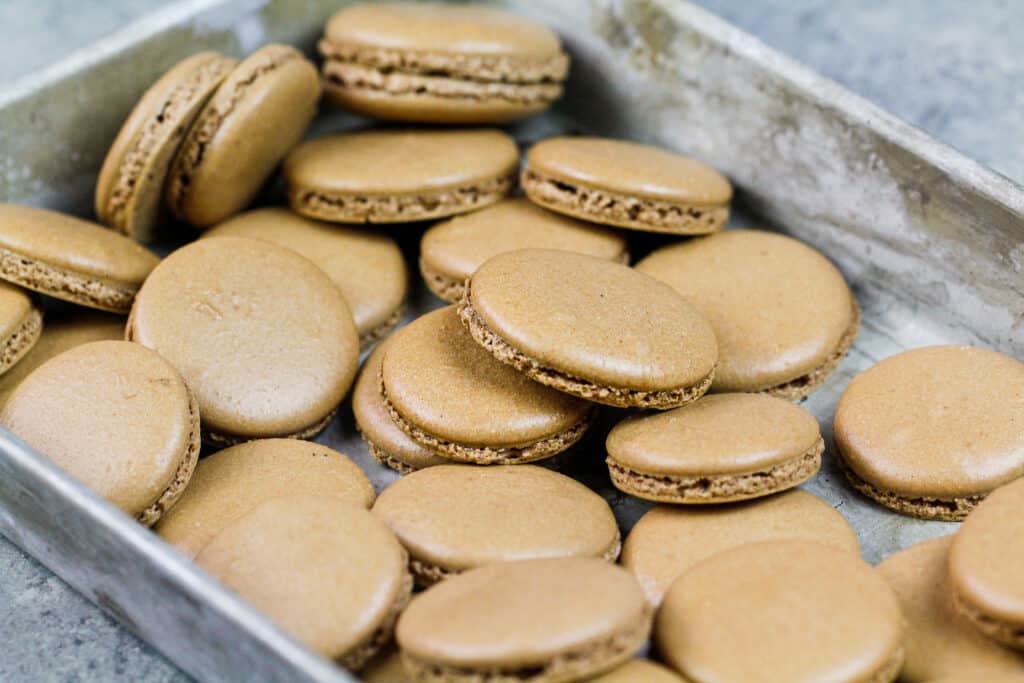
[0,1,1021,680]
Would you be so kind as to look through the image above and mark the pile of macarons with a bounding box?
[0,3,1021,682]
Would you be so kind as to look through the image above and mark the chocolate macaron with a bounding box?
[0,281,41,378]
[459,249,718,408]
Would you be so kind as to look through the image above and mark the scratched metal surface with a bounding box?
[0,0,1022,681]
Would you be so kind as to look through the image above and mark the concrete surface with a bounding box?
[0,0,1020,680]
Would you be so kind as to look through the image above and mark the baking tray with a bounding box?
[1,0,1023,681]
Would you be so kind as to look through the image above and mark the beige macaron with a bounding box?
[949,477,1024,650]
[318,3,569,123]
[283,129,518,224]
[835,345,1024,521]
[622,489,860,605]
[0,340,199,526]
[396,557,652,682]
[95,52,236,240]
[419,198,628,303]
[204,207,408,347]
[0,309,122,407]
[127,236,359,444]
[657,540,905,683]
[606,393,823,504]
[381,306,593,465]
[636,229,859,399]
[876,535,1024,682]
[195,495,411,671]
[155,439,375,559]
[353,340,448,474]
[459,249,718,408]
[0,204,159,313]
[589,660,685,683]
[522,136,732,234]
[372,464,620,586]
[0,281,41,378]
[165,44,321,228]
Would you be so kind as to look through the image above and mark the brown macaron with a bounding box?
[459,249,718,408]
[165,44,321,228]
[0,281,41,378]
[522,136,732,234]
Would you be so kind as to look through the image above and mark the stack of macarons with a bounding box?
[2,2,1023,682]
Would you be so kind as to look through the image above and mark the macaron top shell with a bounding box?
[372,465,619,571]
[382,306,590,447]
[526,137,732,205]
[949,477,1024,625]
[204,208,407,339]
[835,345,1024,499]
[195,496,408,661]
[396,557,649,668]
[657,540,904,683]
[467,249,718,392]
[0,340,194,518]
[283,129,519,197]
[607,393,821,476]
[155,439,375,559]
[636,229,855,392]
[622,490,860,605]
[129,236,359,439]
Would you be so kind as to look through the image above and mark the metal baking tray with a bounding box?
[1,0,1022,681]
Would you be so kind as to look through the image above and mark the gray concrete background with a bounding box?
[0,1,1020,680]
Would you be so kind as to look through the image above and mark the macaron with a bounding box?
[419,198,628,303]
[0,340,199,526]
[318,3,569,123]
[195,495,411,671]
[605,393,823,503]
[636,229,859,399]
[0,281,41,377]
[459,249,718,408]
[0,204,159,313]
[283,129,518,224]
[127,236,359,444]
[353,340,448,474]
[95,52,236,240]
[622,490,860,605]
[155,439,375,559]
[204,207,408,347]
[396,558,652,682]
[876,535,1024,682]
[949,477,1024,650]
[381,306,593,465]
[372,464,620,586]
[589,660,685,683]
[522,136,732,234]
[165,44,321,228]
[834,345,1024,521]
[657,540,904,683]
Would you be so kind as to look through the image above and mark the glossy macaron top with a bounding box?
[155,439,375,559]
[636,229,856,392]
[466,249,718,392]
[195,495,409,664]
[372,465,620,573]
[526,137,732,205]
[128,236,359,440]
[381,306,590,448]
[0,340,197,523]
[607,393,820,476]
[949,477,1024,626]
[204,208,407,341]
[657,540,904,683]
[835,345,1024,499]
[284,129,519,197]
[622,490,860,605]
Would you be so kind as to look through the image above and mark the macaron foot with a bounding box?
[137,390,201,527]
[419,257,467,304]
[953,592,1024,652]
[836,455,982,521]
[362,437,418,476]
[340,570,413,672]
[0,307,42,375]
[0,247,138,314]
[202,408,337,449]
[359,303,406,351]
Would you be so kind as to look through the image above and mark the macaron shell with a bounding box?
[0,280,41,372]
[323,85,554,125]
[155,439,375,559]
[636,229,856,393]
[622,490,860,605]
[589,660,685,682]
[876,535,1024,681]
[657,540,904,683]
